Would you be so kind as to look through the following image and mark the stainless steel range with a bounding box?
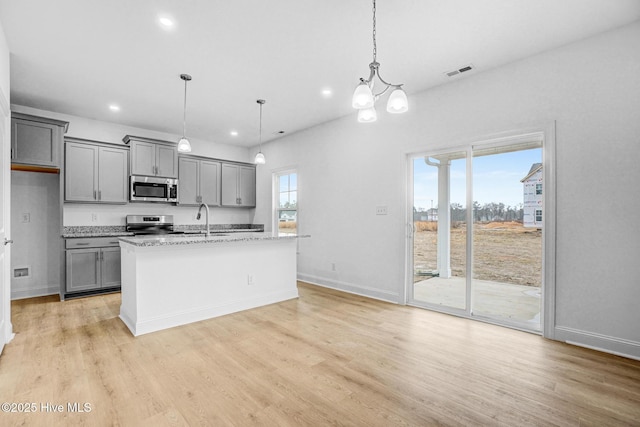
[126,215,177,235]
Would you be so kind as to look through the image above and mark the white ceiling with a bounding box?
[1,0,639,147]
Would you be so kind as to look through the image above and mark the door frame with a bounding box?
[405,123,556,338]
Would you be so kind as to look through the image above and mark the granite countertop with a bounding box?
[119,232,310,247]
[62,226,133,238]
[62,224,264,238]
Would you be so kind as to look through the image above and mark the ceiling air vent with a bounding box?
[445,64,474,77]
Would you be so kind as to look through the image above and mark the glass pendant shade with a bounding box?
[254,151,266,164]
[357,106,377,123]
[352,82,374,109]
[386,88,408,113]
[177,137,192,153]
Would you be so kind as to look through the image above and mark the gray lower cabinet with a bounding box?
[11,113,68,168]
[221,163,256,207]
[65,237,121,294]
[178,156,221,206]
[65,138,128,203]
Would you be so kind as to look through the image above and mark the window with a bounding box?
[536,183,542,195]
[275,171,297,235]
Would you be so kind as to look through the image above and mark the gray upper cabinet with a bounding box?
[178,156,221,206]
[221,163,256,207]
[11,112,68,168]
[124,135,178,178]
[65,138,129,204]
[178,157,198,205]
[200,160,221,206]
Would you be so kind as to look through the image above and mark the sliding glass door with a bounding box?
[411,151,467,312]
[409,136,544,332]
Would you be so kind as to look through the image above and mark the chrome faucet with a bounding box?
[196,203,210,236]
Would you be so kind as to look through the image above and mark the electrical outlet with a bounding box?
[247,275,254,285]
[21,213,30,223]
[91,213,98,222]
[376,205,388,215]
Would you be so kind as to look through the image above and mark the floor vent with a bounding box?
[445,64,475,77]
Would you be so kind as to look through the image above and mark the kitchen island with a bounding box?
[118,232,308,336]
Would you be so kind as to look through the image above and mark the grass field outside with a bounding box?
[413,221,542,287]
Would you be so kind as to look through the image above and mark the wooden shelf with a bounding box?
[11,163,60,174]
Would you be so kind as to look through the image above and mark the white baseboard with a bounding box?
[555,326,640,361]
[297,273,400,304]
[0,318,14,355]
[11,286,59,300]
[121,289,299,337]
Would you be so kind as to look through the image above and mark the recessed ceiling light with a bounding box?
[158,15,175,30]
[230,130,238,137]
[109,104,120,112]
[321,88,332,97]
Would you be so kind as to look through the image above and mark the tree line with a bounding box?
[415,202,524,222]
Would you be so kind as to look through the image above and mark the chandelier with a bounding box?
[352,0,408,122]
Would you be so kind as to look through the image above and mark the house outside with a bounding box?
[413,208,438,222]
[521,163,543,228]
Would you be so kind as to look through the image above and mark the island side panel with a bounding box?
[119,239,298,336]
[119,242,138,333]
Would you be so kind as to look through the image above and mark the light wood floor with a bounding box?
[1,282,639,426]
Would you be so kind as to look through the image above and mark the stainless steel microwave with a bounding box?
[130,175,178,203]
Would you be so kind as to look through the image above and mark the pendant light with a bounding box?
[254,99,266,165]
[352,0,408,122]
[177,73,192,153]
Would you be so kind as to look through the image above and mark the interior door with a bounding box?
[0,106,12,355]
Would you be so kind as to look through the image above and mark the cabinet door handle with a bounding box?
[76,243,90,246]
[94,190,97,200]
[98,190,102,200]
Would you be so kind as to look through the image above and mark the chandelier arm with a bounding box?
[372,85,391,99]
[375,68,402,89]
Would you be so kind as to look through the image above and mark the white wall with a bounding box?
[10,171,60,298]
[11,105,256,226]
[253,22,640,359]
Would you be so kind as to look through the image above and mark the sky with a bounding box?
[413,148,542,210]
